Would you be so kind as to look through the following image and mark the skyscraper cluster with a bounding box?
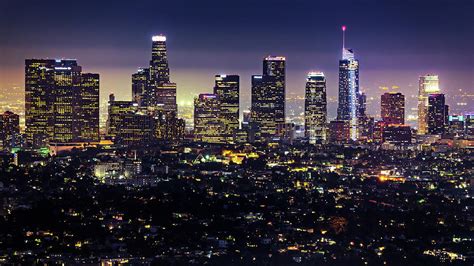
[24,59,99,147]
[8,29,470,153]
[107,35,184,145]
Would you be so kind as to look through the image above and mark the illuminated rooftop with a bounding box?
[152,35,167,42]
[264,56,286,61]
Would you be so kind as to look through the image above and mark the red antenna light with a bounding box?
[342,25,347,31]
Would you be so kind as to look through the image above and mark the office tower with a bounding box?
[155,82,178,113]
[427,93,448,134]
[0,111,20,151]
[149,35,170,84]
[373,121,386,143]
[241,110,251,130]
[337,27,360,140]
[117,112,155,146]
[194,94,222,143]
[143,35,177,113]
[132,68,149,105]
[79,73,100,141]
[304,72,327,144]
[251,56,286,140]
[465,113,474,137]
[276,123,296,144]
[448,115,465,136]
[418,75,440,134]
[25,59,55,146]
[382,124,412,144]
[107,94,139,138]
[328,120,350,143]
[106,94,154,145]
[25,59,99,146]
[51,60,82,143]
[381,92,405,125]
[214,74,239,143]
[154,111,185,141]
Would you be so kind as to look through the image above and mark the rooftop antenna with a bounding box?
[342,25,347,51]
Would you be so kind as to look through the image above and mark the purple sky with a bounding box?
[1,0,473,117]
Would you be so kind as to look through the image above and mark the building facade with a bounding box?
[381,92,405,125]
[194,94,223,143]
[132,68,149,105]
[251,56,286,141]
[304,72,327,144]
[0,111,20,151]
[418,75,440,134]
[427,93,448,134]
[337,48,360,140]
[25,59,99,146]
[214,74,239,143]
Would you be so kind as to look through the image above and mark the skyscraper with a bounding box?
[106,94,154,145]
[194,94,222,143]
[25,59,55,146]
[251,56,286,140]
[337,26,360,140]
[418,75,440,134]
[25,59,99,146]
[150,35,170,83]
[214,74,239,142]
[142,35,177,113]
[328,120,350,143]
[107,94,139,138]
[79,73,100,141]
[427,93,448,134]
[0,111,20,151]
[381,92,405,125]
[132,68,149,105]
[304,72,327,144]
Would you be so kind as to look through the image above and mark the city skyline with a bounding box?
[1,0,473,117]
[0,1,473,264]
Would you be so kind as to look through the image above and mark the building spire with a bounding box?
[342,25,346,54]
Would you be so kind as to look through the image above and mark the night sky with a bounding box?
[1,0,473,117]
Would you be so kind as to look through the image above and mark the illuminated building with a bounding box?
[359,115,375,141]
[116,112,155,145]
[373,121,386,143]
[154,111,185,141]
[328,120,350,143]
[276,122,296,144]
[142,35,177,113]
[51,60,82,143]
[132,68,149,105]
[427,94,448,134]
[447,115,465,136]
[251,56,286,141]
[25,59,55,146]
[214,74,239,143]
[465,113,474,137]
[0,111,20,150]
[194,94,223,143]
[337,26,360,140]
[304,72,327,144]
[106,94,154,145]
[25,59,99,146]
[241,110,251,130]
[381,92,405,125]
[106,94,139,138]
[382,124,412,144]
[418,75,440,134]
[150,35,170,84]
[79,73,100,141]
